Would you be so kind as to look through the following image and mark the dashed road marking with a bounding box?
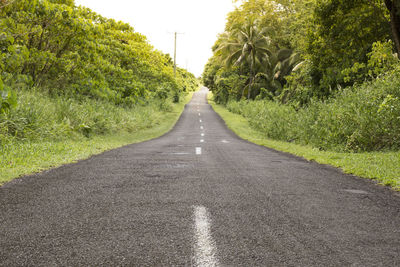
[201,133,205,137]
[200,126,204,130]
[199,113,201,116]
[344,189,368,194]
[193,206,219,267]
[200,139,204,143]
[221,140,229,143]
[196,147,202,155]
[200,119,202,123]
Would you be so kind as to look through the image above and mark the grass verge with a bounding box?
[208,93,400,191]
[0,93,193,185]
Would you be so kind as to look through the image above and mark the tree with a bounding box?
[215,20,271,99]
[384,0,400,57]
[1,0,198,105]
[255,49,302,97]
[204,0,393,104]
[305,0,390,96]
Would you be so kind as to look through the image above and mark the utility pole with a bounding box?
[170,31,184,78]
[174,32,177,78]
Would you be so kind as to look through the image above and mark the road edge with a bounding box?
[206,92,400,192]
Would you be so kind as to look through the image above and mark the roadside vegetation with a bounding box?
[0,0,199,184]
[1,93,193,184]
[209,93,400,190]
[203,0,400,189]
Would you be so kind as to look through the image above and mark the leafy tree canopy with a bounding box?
[204,0,394,104]
[0,0,198,110]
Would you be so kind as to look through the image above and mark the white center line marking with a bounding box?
[199,119,202,123]
[201,133,204,137]
[200,126,204,130]
[198,113,201,116]
[193,206,219,267]
[196,147,202,155]
[200,139,204,143]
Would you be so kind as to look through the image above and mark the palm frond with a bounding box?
[292,61,305,72]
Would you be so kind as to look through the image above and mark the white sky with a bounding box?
[74,0,238,77]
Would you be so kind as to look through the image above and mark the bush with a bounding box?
[0,79,17,115]
[225,71,400,152]
[0,89,178,144]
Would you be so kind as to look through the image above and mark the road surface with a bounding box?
[1,87,399,266]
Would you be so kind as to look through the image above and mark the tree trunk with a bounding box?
[385,0,400,58]
[247,77,252,99]
[248,53,256,99]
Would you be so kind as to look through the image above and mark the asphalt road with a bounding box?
[1,87,400,266]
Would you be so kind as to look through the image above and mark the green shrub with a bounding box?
[0,79,17,115]
[0,89,180,144]
[225,71,400,152]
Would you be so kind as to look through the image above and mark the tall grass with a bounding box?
[0,90,193,184]
[226,72,400,152]
[0,89,176,145]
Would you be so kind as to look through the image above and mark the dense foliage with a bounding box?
[227,70,400,152]
[1,89,180,142]
[0,0,198,142]
[204,0,394,103]
[204,0,400,151]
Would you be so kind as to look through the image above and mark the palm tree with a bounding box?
[255,48,303,96]
[215,21,271,99]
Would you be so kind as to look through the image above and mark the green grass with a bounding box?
[0,93,193,185]
[208,93,400,190]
